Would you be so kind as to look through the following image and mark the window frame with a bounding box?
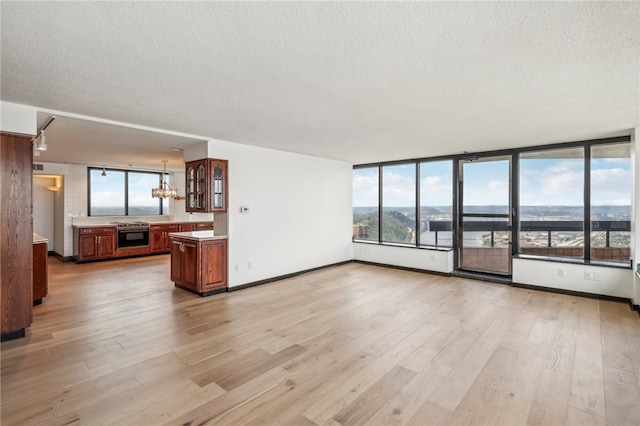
[352,135,632,268]
[87,167,167,216]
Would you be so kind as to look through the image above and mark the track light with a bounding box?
[32,116,56,153]
[36,131,47,151]
[101,167,107,177]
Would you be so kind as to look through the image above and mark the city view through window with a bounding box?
[89,168,168,216]
[353,142,632,265]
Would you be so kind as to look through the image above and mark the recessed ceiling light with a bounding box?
[169,147,183,151]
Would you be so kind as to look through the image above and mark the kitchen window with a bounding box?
[88,167,168,216]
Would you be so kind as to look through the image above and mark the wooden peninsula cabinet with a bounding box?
[185,158,228,213]
[74,226,116,262]
[170,231,228,296]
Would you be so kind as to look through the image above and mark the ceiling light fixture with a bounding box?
[31,116,56,153]
[37,131,47,151]
[101,167,107,176]
[151,160,178,199]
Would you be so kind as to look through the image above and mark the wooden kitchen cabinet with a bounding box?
[33,239,48,305]
[185,158,228,213]
[170,239,199,291]
[185,159,208,213]
[74,227,116,262]
[1,133,33,341]
[150,224,179,253]
[179,223,197,232]
[170,234,227,296]
[210,159,228,212]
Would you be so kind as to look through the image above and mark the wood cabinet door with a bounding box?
[78,234,98,260]
[170,240,182,283]
[32,242,48,302]
[150,230,165,253]
[181,241,199,288]
[98,233,115,258]
[202,239,227,290]
[210,159,228,212]
[185,159,209,213]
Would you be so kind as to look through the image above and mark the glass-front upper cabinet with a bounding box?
[185,158,227,213]
[210,159,227,212]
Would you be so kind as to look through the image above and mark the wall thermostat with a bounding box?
[240,206,249,214]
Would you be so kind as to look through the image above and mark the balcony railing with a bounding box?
[427,220,630,247]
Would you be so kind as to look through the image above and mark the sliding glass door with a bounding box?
[458,156,512,275]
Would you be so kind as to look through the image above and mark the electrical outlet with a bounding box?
[584,271,592,280]
[557,268,564,277]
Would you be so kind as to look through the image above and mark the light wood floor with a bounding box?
[2,256,640,425]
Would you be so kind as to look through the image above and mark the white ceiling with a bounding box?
[1,2,638,167]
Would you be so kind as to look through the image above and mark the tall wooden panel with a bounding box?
[1,133,33,340]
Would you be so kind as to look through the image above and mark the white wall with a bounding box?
[353,242,453,274]
[32,176,56,251]
[513,258,632,299]
[183,139,353,288]
[0,101,37,135]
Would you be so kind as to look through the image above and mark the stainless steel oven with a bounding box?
[116,222,150,248]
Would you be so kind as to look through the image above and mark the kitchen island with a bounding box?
[169,231,228,296]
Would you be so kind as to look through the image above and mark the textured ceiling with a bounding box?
[1,2,639,167]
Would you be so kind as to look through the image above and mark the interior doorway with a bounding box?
[32,174,64,254]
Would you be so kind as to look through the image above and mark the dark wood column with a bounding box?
[1,132,33,341]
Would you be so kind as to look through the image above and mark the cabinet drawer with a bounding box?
[196,222,214,230]
[79,227,115,234]
[151,224,180,231]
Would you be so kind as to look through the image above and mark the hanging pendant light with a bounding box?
[151,160,178,199]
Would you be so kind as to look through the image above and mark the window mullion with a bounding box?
[584,146,591,262]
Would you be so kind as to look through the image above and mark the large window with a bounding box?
[352,137,632,268]
[88,167,167,216]
[590,143,631,264]
[352,167,379,241]
[419,160,453,247]
[382,164,416,244]
[519,147,585,259]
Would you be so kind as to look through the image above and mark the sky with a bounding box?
[353,155,632,207]
[90,169,167,213]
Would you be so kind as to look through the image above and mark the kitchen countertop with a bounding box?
[33,233,48,244]
[168,231,227,241]
[72,220,213,228]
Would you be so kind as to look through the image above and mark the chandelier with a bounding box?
[151,160,178,199]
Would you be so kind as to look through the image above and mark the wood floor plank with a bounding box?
[1,257,638,426]
[333,365,417,426]
[526,366,572,426]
